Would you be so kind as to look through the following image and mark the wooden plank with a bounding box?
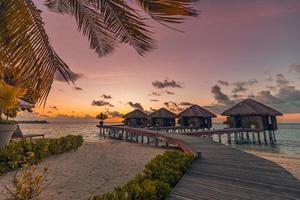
[98,125,300,200]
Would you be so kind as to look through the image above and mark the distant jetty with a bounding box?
[17,120,49,124]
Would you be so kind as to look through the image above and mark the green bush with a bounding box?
[91,151,195,200]
[0,135,83,175]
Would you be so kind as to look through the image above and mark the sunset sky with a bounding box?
[17,0,300,123]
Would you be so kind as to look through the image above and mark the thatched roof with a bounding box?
[123,109,148,119]
[179,105,216,118]
[148,108,176,118]
[222,99,282,116]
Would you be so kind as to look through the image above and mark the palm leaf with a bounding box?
[46,0,118,57]
[94,0,155,55]
[136,0,198,23]
[0,0,71,104]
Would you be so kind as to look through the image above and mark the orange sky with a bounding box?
[16,0,300,123]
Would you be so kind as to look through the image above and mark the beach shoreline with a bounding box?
[244,150,300,181]
[0,141,165,200]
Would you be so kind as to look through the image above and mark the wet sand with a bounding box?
[0,141,165,200]
[245,150,300,180]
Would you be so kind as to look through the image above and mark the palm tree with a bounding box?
[96,112,108,126]
[0,0,198,104]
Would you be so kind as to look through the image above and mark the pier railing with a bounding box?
[98,125,195,155]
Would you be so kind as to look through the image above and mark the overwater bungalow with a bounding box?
[148,108,176,127]
[123,109,148,127]
[222,99,282,130]
[178,105,216,129]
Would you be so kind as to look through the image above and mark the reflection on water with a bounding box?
[19,122,300,156]
[212,123,300,156]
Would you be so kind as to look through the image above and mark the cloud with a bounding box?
[289,63,300,74]
[165,90,175,95]
[266,85,277,91]
[232,79,258,93]
[105,111,123,118]
[231,94,243,99]
[179,102,194,106]
[150,107,157,112]
[152,79,183,89]
[128,102,144,110]
[91,100,114,107]
[49,106,58,110]
[149,92,161,96]
[164,101,183,112]
[101,94,112,99]
[256,91,282,104]
[276,73,289,87]
[218,80,230,86]
[55,69,84,82]
[150,99,159,102]
[211,85,234,105]
[73,86,83,91]
[277,86,300,102]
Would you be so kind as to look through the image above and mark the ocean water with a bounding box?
[18,122,300,157]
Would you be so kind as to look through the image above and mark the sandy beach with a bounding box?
[245,150,300,180]
[0,141,165,200]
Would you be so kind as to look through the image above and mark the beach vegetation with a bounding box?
[3,164,49,200]
[91,151,195,200]
[0,135,83,175]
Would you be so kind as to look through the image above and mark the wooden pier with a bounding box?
[98,125,300,199]
[167,134,300,200]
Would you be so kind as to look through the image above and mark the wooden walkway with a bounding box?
[167,134,300,200]
[98,126,300,199]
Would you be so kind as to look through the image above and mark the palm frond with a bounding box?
[47,0,118,57]
[0,0,71,104]
[76,0,155,55]
[135,0,199,26]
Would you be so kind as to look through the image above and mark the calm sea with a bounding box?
[19,122,300,157]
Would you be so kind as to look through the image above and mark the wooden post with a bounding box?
[273,131,277,143]
[218,134,222,143]
[147,137,150,144]
[234,132,238,144]
[246,132,250,144]
[269,130,274,144]
[155,138,158,147]
[166,141,169,147]
[227,133,231,144]
[257,132,261,145]
[130,132,133,142]
[141,135,144,143]
[252,132,256,144]
[241,132,244,144]
[263,131,267,145]
[125,131,128,141]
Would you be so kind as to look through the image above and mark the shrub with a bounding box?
[91,151,195,200]
[0,135,83,175]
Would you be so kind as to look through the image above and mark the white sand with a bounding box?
[245,150,300,180]
[0,141,165,200]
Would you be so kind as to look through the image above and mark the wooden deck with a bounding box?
[167,134,300,200]
[98,126,300,199]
